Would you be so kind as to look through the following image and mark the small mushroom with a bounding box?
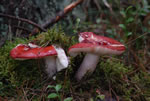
[68,32,125,81]
[10,43,68,77]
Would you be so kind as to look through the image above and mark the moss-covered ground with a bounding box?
[0,26,150,101]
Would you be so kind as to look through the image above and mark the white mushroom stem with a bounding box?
[44,56,57,77]
[45,46,69,78]
[75,53,100,81]
[54,46,69,72]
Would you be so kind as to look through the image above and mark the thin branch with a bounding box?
[126,32,149,45]
[93,0,101,11]
[110,88,120,101]
[42,0,84,28]
[0,13,46,32]
[130,49,148,72]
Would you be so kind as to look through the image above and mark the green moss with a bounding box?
[0,26,77,97]
[93,58,150,100]
[72,57,150,100]
[33,25,77,50]
[0,25,150,100]
[0,38,42,96]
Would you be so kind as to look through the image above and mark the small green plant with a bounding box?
[95,94,105,100]
[73,18,81,33]
[119,6,135,38]
[119,4,150,44]
[47,84,73,101]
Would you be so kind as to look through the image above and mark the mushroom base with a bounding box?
[75,53,100,81]
[44,56,57,77]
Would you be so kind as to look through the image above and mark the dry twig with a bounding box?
[0,13,46,32]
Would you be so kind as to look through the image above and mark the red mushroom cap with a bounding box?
[69,32,125,56]
[79,32,123,45]
[68,42,125,56]
[10,44,57,59]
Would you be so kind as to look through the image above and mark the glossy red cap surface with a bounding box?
[79,32,123,44]
[69,32,125,56]
[10,44,57,59]
[79,32,125,51]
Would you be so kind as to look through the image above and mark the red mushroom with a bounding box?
[10,43,68,77]
[68,32,125,81]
